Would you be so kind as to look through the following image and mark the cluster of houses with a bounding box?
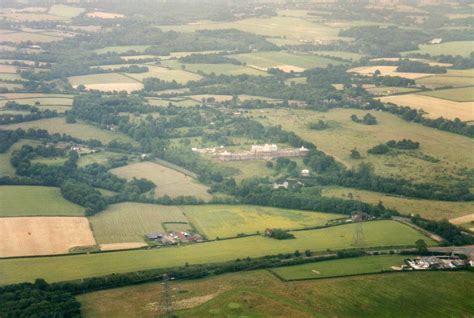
[145,231,203,245]
[192,144,309,161]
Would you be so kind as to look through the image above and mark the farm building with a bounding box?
[212,144,309,161]
[301,169,310,177]
[406,256,465,270]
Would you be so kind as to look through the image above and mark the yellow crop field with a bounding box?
[183,205,343,239]
[380,94,474,121]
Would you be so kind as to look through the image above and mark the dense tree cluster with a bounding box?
[0,102,58,125]
[267,229,295,240]
[61,181,107,215]
[351,113,377,125]
[0,279,81,318]
[412,216,474,246]
[386,139,419,150]
[396,60,447,74]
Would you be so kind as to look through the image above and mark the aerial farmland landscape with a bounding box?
[0,0,473,317]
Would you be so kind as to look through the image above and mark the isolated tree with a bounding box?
[351,148,361,159]
[415,239,428,254]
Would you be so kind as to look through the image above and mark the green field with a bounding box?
[231,51,343,70]
[250,108,474,186]
[404,41,474,57]
[2,117,135,144]
[0,96,74,107]
[110,161,212,201]
[48,4,85,18]
[157,16,345,43]
[322,187,474,221]
[162,60,268,76]
[0,220,432,285]
[366,86,420,95]
[271,255,410,280]
[417,74,474,88]
[0,185,84,217]
[419,86,474,102]
[77,151,126,167]
[124,65,202,84]
[89,203,190,244]
[183,205,342,239]
[78,270,474,317]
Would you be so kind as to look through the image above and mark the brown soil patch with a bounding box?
[0,217,96,257]
[100,242,147,251]
[379,94,474,121]
[0,65,18,73]
[450,214,474,225]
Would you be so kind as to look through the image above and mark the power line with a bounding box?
[161,274,174,318]
[352,221,365,248]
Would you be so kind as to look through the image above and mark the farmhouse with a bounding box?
[301,169,310,177]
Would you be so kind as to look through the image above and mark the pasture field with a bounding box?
[3,117,134,144]
[404,41,474,57]
[77,151,126,167]
[348,65,431,80]
[68,73,143,93]
[147,97,199,107]
[110,161,212,201]
[157,16,346,43]
[0,31,61,43]
[271,255,409,280]
[0,220,433,285]
[0,73,24,81]
[416,74,474,88]
[162,60,268,76]
[0,185,84,217]
[250,108,474,186]
[123,65,202,84]
[214,159,275,181]
[321,187,474,221]
[0,82,22,89]
[419,86,474,102]
[89,203,190,244]
[48,5,85,18]
[183,205,342,239]
[379,94,474,121]
[95,45,150,54]
[78,270,473,317]
[0,96,74,107]
[0,216,95,257]
[231,51,343,71]
[365,86,420,95]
